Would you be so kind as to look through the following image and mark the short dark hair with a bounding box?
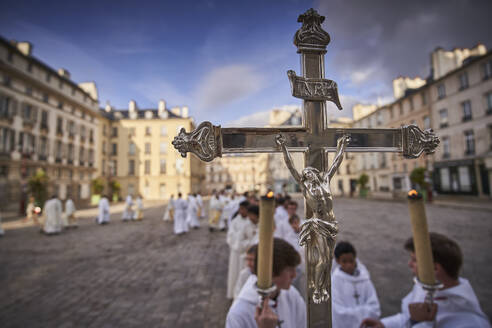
[275,197,285,206]
[288,214,300,224]
[246,244,257,255]
[287,200,298,208]
[253,238,301,277]
[178,192,182,197]
[334,241,357,259]
[247,205,259,216]
[404,232,463,279]
[239,200,250,208]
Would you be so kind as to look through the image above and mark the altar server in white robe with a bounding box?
[42,195,63,235]
[284,214,307,299]
[226,238,306,328]
[226,201,250,299]
[273,197,290,239]
[122,195,133,221]
[361,233,491,328]
[0,213,4,236]
[64,198,77,228]
[331,241,380,328]
[163,195,174,221]
[196,192,205,219]
[224,193,240,228]
[219,190,231,231]
[97,195,110,224]
[234,245,257,299]
[173,193,188,235]
[186,194,200,229]
[208,191,223,231]
[133,195,144,220]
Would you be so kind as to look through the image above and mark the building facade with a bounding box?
[347,45,492,198]
[0,37,100,212]
[99,100,205,200]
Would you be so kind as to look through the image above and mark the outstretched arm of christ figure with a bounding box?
[276,134,302,184]
[325,135,351,182]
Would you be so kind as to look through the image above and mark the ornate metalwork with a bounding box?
[171,121,222,162]
[276,133,350,304]
[402,125,440,159]
[287,70,342,109]
[294,8,330,53]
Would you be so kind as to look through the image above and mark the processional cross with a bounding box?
[172,8,439,328]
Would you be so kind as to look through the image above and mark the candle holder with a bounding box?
[413,276,443,305]
[255,283,277,308]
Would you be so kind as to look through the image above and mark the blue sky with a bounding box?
[1,0,491,126]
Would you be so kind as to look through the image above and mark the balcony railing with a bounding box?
[464,149,475,156]
[462,116,472,122]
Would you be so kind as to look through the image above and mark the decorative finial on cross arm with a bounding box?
[294,8,331,53]
[171,121,222,162]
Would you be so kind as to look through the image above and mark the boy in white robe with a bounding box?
[64,198,77,228]
[284,214,306,299]
[219,191,231,231]
[42,195,63,235]
[97,195,110,224]
[122,195,133,221]
[0,213,4,236]
[226,201,250,299]
[273,197,290,239]
[226,238,306,328]
[186,194,200,229]
[209,192,223,232]
[133,195,144,221]
[361,233,491,328]
[196,193,205,219]
[331,241,380,328]
[173,192,188,235]
[234,245,257,299]
[163,195,174,221]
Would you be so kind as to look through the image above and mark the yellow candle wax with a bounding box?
[257,193,275,290]
[408,190,436,285]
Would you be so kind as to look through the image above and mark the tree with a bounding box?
[110,180,121,201]
[357,173,369,198]
[91,178,105,195]
[357,173,369,189]
[410,167,428,189]
[28,168,49,207]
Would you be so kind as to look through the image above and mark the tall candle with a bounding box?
[257,193,275,290]
[407,190,436,285]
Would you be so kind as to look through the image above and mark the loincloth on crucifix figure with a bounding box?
[276,133,350,304]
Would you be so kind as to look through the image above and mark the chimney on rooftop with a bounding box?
[105,101,112,113]
[158,99,166,115]
[58,68,71,80]
[181,106,189,118]
[16,42,33,56]
[129,100,138,112]
[171,106,181,116]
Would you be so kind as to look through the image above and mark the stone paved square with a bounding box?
[0,197,490,327]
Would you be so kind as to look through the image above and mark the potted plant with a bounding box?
[357,173,369,198]
[90,178,105,205]
[410,167,429,201]
[110,180,121,202]
[28,168,49,208]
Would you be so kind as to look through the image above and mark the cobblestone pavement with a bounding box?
[0,197,491,327]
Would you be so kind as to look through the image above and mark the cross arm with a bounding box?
[172,121,439,162]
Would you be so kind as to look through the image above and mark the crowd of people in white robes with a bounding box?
[223,193,491,328]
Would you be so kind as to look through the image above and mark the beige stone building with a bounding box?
[204,154,269,194]
[98,100,205,200]
[431,50,492,197]
[347,44,492,198]
[0,36,100,212]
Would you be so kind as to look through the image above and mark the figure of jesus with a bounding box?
[276,133,350,304]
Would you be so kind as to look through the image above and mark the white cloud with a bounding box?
[225,110,271,127]
[132,78,188,108]
[195,65,265,110]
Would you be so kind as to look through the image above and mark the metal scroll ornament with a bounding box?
[171,121,222,162]
[276,134,350,304]
[287,70,343,110]
[402,125,440,159]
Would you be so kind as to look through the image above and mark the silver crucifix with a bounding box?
[172,8,439,328]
